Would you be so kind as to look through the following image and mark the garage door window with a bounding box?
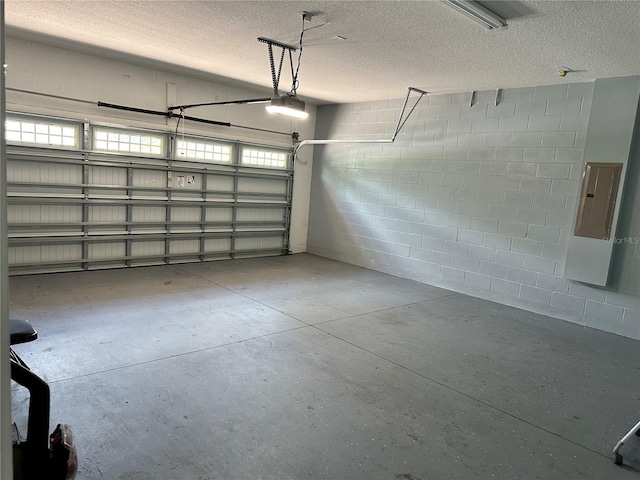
[5,118,79,148]
[241,147,288,169]
[93,127,164,156]
[176,139,232,163]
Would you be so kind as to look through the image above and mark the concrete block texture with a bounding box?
[309,80,640,339]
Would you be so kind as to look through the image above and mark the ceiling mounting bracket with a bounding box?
[257,37,298,97]
[393,87,428,141]
[293,86,429,160]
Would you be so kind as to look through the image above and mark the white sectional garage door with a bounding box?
[6,114,293,275]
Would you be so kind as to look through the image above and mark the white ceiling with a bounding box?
[5,1,640,104]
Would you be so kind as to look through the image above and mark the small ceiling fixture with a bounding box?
[558,66,573,77]
[441,0,507,30]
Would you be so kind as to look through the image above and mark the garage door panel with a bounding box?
[40,162,83,184]
[206,174,234,192]
[205,207,233,222]
[6,117,292,274]
[171,206,201,223]
[132,206,166,223]
[88,241,126,260]
[236,207,285,223]
[133,169,166,193]
[89,166,127,186]
[7,160,40,182]
[89,205,127,223]
[46,244,83,262]
[235,236,285,252]
[204,238,232,253]
[170,239,200,255]
[238,177,287,194]
[8,204,83,224]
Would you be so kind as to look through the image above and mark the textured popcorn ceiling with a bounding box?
[5,0,640,104]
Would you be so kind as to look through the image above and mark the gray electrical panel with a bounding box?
[574,162,622,240]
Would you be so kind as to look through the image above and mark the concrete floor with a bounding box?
[9,253,640,480]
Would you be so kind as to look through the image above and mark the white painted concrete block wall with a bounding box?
[4,36,315,253]
[308,82,640,339]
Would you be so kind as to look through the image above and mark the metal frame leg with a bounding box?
[613,419,640,465]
